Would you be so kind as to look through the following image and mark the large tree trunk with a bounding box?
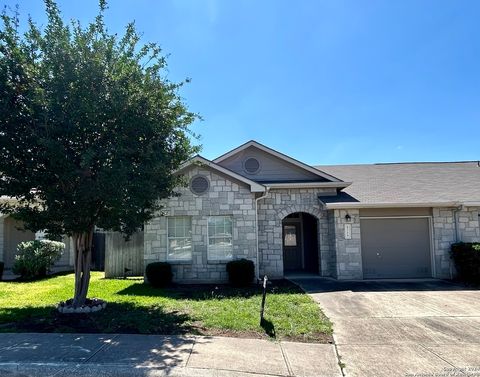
[72,227,94,308]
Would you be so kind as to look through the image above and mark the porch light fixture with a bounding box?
[345,213,351,222]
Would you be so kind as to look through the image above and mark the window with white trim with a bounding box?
[167,216,192,261]
[208,216,233,260]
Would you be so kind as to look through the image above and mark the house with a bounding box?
[144,140,480,282]
[0,215,74,275]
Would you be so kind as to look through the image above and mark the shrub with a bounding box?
[0,261,3,280]
[12,240,65,279]
[146,262,173,287]
[451,242,480,284]
[226,259,255,287]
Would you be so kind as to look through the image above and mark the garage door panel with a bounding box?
[361,218,432,279]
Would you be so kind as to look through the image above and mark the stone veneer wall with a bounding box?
[325,210,337,278]
[144,166,257,282]
[256,188,335,278]
[457,207,480,242]
[433,207,480,278]
[333,209,362,280]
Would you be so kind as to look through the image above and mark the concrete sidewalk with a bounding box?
[0,333,342,377]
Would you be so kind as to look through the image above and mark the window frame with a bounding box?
[207,215,234,261]
[166,216,193,262]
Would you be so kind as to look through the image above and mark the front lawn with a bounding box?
[0,272,332,342]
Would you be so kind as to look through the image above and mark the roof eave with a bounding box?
[266,181,352,189]
[323,201,463,209]
[175,155,266,193]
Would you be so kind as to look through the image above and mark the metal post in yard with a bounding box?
[260,275,268,325]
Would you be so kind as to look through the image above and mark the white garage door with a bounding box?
[360,217,432,279]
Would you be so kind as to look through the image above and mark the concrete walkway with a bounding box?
[292,277,480,377]
[0,333,342,377]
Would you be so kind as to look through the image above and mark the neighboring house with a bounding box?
[144,140,480,282]
[0,214,74,274]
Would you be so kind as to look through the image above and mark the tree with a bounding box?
[0,0,200,307]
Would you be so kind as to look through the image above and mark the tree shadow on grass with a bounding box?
[0,302,200,336]
[2,270,75,283]
[116,279,301,301]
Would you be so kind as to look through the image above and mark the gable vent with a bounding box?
[244,157,260,174]
[190,175,209,195]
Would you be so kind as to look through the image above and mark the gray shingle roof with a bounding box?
[316,161,480,207]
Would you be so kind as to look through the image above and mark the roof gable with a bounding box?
[175,155,266,193]
[214,140,342,183]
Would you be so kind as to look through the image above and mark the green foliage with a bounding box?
[0,272,333,341]
[226,259,255,287]
[0,0,200,238]
[451,242,480,284]
[12,240,65,279]
[145,262,173,287]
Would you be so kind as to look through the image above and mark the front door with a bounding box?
[283,222,302,271]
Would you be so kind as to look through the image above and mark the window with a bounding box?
[167,217,192,261]
[190,175,209,195]
[208,216,233,260]
[243,157,260,174]
[283,225,297,246]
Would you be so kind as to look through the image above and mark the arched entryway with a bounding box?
[282,212,319,273]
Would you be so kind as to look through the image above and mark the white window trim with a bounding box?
[166,216,193,262]
[207,215,234,261]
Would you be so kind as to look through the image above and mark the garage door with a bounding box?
[360,217,432,279]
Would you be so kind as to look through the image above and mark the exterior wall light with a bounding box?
[345,213,351,222]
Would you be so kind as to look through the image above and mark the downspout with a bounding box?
[453,204,464,243]
[451,203,463,279]
[255,187,270,282]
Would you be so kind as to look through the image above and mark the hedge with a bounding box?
[226,259,255,287]
[145,262,173,287]
[451,242,480,284]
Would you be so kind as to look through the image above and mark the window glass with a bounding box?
[167,217,192,260]
[208,216,233,260]
[284,225,297,246]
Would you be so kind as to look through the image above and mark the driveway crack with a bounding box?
[419,343,468,376]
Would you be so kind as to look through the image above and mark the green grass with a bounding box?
[0,272,332,342]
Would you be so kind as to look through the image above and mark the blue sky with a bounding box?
[3,0,480,165]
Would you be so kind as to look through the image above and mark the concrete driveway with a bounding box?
[292,277,480,377]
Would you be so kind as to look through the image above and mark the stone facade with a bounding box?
[433,206,480,278]
[256,188,334,278]
[457,207,480,242]
[143,165,479,282]
[144,166,257,283]
[332,209,363,280]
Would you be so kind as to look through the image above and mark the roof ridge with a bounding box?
[374,160,480,165]
[315,161,480,167]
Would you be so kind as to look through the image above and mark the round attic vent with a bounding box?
[190,175,209,195]
[243,157,260,174]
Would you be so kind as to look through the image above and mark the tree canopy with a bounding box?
[0,0,200,306]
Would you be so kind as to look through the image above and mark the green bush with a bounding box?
[451,242,480,284]
[226,259,255,287]
[12,240,65,279]
[0,261,4,280]
[145,262,173,287]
